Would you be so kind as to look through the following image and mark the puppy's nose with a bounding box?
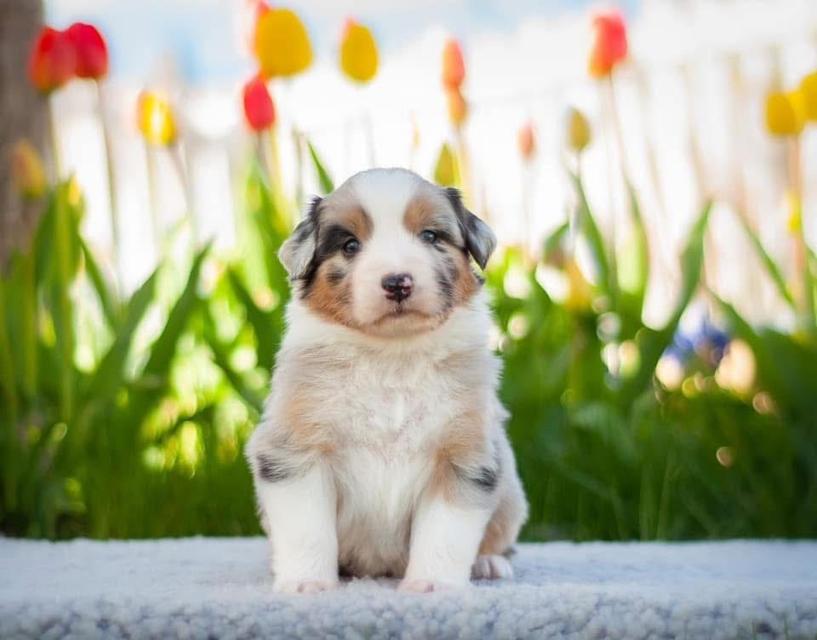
[381,273,414,302]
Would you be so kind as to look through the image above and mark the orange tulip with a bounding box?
[339,18,378,84]
[518,121,536,161]
[446,87,468,128]
[441,38,465,89]
[243,76,276,131]
[254,8,313,79]
[66,22,108,80]
[28,27,76,93]
[588,10,628,78]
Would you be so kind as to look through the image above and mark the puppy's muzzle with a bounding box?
[381,273,414,302]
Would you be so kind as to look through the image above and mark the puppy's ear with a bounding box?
[444,188,496,270]
[278,197,321,279]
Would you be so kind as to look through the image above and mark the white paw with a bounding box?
[471,554,514,580]
[398,578,438,593]
[274,579,337,594]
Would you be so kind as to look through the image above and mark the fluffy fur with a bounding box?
[246,168,528,594]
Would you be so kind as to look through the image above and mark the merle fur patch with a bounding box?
[255,453,295,483]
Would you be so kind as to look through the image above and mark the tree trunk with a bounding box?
[0,0,46,265]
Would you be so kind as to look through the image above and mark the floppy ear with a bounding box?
[444,188,496,270]
[278,196,320,279]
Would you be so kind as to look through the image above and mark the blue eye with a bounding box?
[420,230,438,244]
[342,238,361,256]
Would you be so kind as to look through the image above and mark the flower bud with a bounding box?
[137,91,178,146]
[339,18,378,84]
[28,27,76,93]
[518,121,536,161]
[242,76,276,132]
[254,8,313,79]
[11,140,47,200]
[588,10,628,79]
[441,39,465,90]
[66,22,108,80]
[765,91,805,137]
[566,107,592,153]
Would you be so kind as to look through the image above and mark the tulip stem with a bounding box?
[600,79,619,297]
[96,81,124,295]
[787,136,815,331]
[144,142,162,257]
[47,96,62,181]
[170,143,198,246]
[266,127,290,228]
[453,126,475,213]
[606,75,630,185]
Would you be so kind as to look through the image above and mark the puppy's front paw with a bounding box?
[471,554,513,580]
[398,578,437,593]
[398,577,468,593]
[274,579,337,594]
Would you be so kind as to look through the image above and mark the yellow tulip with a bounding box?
[254,8,313,79]
[564,259,593,311]
[799,71,817,121]
[339,18,378,84]
[433,143,460,187]
[11,139,47,200]
[137,91,177,146]
[765,91,805,137]
[566,107,591,153]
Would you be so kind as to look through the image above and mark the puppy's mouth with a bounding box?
[372,302,429,325]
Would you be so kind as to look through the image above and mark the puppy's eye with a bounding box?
[342,238,361,256]
[420,229,438,244]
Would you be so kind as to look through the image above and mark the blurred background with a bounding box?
[1,0,816,541]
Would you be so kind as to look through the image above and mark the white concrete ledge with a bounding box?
[1,538,816,639]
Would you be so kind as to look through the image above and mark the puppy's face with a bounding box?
[280,168,496,337]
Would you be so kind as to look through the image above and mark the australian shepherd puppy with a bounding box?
[246,168,528,594]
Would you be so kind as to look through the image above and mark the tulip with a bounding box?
[566,107,592,153]
[28,27,76,93]
[433,143,459,187]
[765,91,805,137]
[254,8,313,79]
[441,39,465,89]
[798,71,817,121]
[243,76,276,131]
[11,140,47,200]
[137,91,177,146]
[339,18,378,84]
[66,22,108,80]
[588,10,628,78]
[446,87,468,128]
[518,121,536,161]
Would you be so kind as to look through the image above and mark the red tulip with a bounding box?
[242,76,276,131]
[66,22,109,80]
[442,38,465,89]
[28,27,76,93]
[588,10,628,78]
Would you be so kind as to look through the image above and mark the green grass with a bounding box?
[1,158,816,541]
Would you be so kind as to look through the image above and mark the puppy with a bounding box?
[246,168,528,594]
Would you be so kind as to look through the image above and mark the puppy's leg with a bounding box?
[254,458,338,593]
[400,494,492,592]
[474,436,528,580]
[399,452,499,592]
